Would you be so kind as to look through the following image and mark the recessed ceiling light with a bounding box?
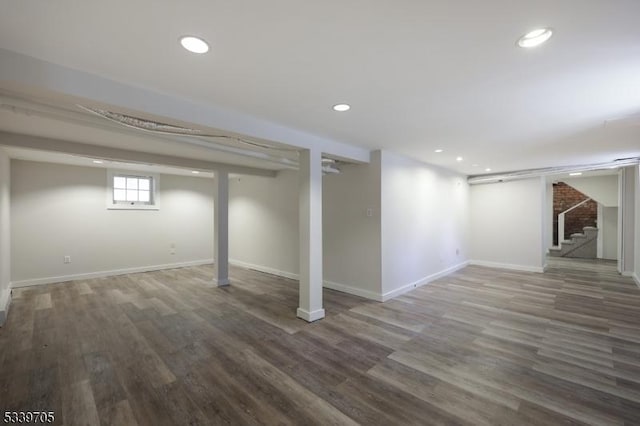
[456,157,463,162]
[517,28,553,48]
[332,104,351,112]
[179,36,210,54]
[93,160,103,164]
[434,149,443,153]
[191,171,200,174]
[569,172,582,176]
[485,168,492,172]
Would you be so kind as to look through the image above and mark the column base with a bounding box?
[213,278,230,287]
[296,308,325,322]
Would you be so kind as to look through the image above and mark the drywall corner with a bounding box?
[379,150,469,296]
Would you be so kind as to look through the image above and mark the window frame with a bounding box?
[106,169,160,210]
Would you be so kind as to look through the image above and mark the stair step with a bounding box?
[571,233,586,239]
[548,247,563,257]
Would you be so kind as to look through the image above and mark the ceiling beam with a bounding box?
[0,48,371,164]
[0,131,277,177]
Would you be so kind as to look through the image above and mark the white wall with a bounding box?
[602,206,618,260]
[11,160,214,285]
[380,151,469,299]
[323,153,382,299]
[0,148,10,324]
[470,178,545,272]
[228,170,299,278]
[545,181,554,252]
[562,175,618,207]
[634,165,640,286]
[619,166,636,275]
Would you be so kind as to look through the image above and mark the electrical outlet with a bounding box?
[64,255,71,264]
[366,208,373,217]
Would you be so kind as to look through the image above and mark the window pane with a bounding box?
[114,189,126,201]
[138,178,150,191]
[126,189,138,201]
[114,176,126,189]
[139,190,150,202]
[126,178,138,190]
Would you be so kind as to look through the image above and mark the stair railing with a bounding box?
[558,198,591,243]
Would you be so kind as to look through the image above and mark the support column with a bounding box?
[213,171,230,286]
[297,149,325,322]
[619,166,636,275]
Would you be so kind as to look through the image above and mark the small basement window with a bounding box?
[107,170,159,210]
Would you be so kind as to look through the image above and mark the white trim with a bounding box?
[468,260,544,273]
[10,259,213,288]
[0,288,11,326]
[229,259,298,281]
[296,308,325,322]
[621,271,634,277]
[229,258,387,301]
[213,278,230,287]
[323,280,383,302]
[632,273,640,288]
[381,261,470,302]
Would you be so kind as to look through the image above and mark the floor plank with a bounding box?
[1,259,640,424]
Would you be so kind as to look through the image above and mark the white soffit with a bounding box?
[0,1,639,174]
[2,147,216,178]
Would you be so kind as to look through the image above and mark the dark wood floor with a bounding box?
[1,261,640,425]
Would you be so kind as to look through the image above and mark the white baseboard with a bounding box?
[229,258,388,301]
[0,288,11,326]
[381,261,470,302]
[632,273,640,289]
[469,260,544,273]
[323,280,383,302]
[296,308,325,322]
[213,278,230,287]
[10,259,214,288]
[229,259,298,281]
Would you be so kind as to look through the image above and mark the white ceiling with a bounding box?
[0,0,639,174]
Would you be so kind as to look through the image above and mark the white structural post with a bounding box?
[297,149,325,322]
[213,170,230,286]
[619,166,636,275]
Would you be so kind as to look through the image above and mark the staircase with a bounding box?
[549,226,598,258]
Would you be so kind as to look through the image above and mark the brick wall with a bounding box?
[553,182,597,245]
